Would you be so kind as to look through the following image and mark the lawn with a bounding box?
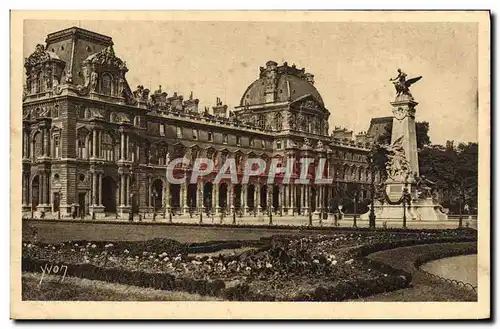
[23,220,330,244]
[361,242,477,301]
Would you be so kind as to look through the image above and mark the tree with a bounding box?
[418,141,478,213]
[366,143,391,228]
[377,121,431,149]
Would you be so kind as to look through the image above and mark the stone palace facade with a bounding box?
[22,27,381,218]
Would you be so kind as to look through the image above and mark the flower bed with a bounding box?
[22,229,476,301]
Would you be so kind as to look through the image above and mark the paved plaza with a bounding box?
[25,212,476,230]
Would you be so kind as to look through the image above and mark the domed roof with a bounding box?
[239,62,324,107]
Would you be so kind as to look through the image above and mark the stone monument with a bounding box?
[361,69,447,221]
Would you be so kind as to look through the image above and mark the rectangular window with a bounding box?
[159,124,165,136]
[236,136,241,145]
[261,140,265,148]
[276,141,282,149]
[193,129,198,140]
[249,138,254,147]
[54,136,60,158]
[176,127,182,138]
[223,134,228,144]
[208,132,213,142]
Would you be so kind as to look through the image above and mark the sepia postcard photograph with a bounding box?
[10,10,490,320]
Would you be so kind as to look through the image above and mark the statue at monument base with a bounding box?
[360,185,448,222]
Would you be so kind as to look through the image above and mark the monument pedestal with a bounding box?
[360,197,447,222]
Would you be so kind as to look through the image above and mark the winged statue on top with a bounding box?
[390,69,422,99]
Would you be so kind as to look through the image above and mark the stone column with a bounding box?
[228,183,233,213]
[120,174,125,206]
[279,185,283,214]
[267,184,273,213]
[253,184,258,212]
[242,184,248,214]
[256,184,261,214]
[98,173,103,206]
[126,174,131,206]
[304,185,309,215]
[317,186,323,217]
[291,184,295,216]
[125,134,129,161]
[120,132,125,160]
[165,180,170,214]
[92,129,97,158]
[92,172,97,205]
[43,173,48,205]
[21,173,27,206]
[98,131,102,159]
[214,183,219,214]
[197,181,202,209]
[181,182,187,214]
[147,176,151,208]
[43,129,50,157]
[38,173,44,205]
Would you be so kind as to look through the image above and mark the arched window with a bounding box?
[100,73,113,96]
[101,133,114,161]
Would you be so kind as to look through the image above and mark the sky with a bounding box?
[23,20,478,145]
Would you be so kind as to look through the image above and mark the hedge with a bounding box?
[22,257,225,297]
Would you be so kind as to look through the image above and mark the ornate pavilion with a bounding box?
[22,27,381,219]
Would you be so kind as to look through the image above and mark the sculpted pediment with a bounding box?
[290,94,325,113]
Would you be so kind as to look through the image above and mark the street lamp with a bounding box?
[308,188,313,226]
[129,192,134,222]
[169,195,173,223]
[268,191,273,225]
[458,190,465,229]
[353,189,358,228]
[152,189,157,221]
[199,188,203,225]
[402,185,411,229]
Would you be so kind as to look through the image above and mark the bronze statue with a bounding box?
[390,69,422,99]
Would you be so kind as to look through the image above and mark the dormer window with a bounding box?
[101,73,112,96]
